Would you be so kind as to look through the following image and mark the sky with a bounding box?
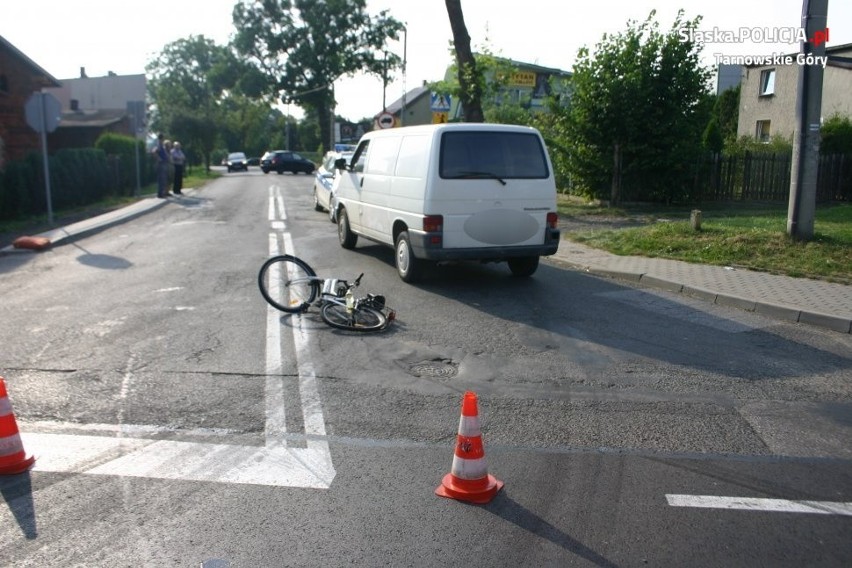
[3,0,850,121]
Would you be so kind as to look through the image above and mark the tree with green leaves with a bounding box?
[714,84,740,148]
[147,35,246,170]
[232,0,404,152]
[565,10,711,203]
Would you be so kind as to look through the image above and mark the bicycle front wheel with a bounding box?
[258,255,319,313]
[320,303,388,332]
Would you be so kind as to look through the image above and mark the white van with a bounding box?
[330,123,560,282]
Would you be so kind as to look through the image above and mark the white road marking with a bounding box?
[265,231,287,446]
[666,494,852,516]
[19,185,335,488]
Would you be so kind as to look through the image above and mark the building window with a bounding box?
[0,75,8,95]
[756,120,771,142]
[759,69,775,96]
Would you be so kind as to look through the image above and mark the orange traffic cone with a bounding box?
[0,377,35,475]
[436,391,503,504]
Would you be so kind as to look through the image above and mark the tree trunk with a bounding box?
[444,0,484,123]
[611,143,622,206]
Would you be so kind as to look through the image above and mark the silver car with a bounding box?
[313,150,353,221]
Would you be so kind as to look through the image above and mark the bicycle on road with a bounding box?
[258,254,395,332]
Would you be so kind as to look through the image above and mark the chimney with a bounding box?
[80,67,87,78]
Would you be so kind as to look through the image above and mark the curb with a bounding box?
[0,192,186,256]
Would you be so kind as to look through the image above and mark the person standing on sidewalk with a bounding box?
[170,141,186,195]
[154,134,170,198]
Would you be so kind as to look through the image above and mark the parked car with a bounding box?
[313,150,353,220]
[226,152,249,172]
[260,150,315,175]
[247,156,261,166]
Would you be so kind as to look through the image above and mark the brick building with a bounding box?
[0,34,61,168]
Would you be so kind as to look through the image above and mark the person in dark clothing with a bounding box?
[171,141,186,195]
[154,134,169,198]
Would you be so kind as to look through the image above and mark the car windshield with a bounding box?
[229,153,246,160]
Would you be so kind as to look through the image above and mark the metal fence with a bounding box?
[697,152,851,202]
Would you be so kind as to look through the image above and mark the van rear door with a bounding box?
[434,129,555,249]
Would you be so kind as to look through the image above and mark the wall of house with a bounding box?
[822,64,852,120]
[397,94,432,126]
[737,64,799,141]
[47,74,146,111]
[737,46,852,142]
[0,43,51,165]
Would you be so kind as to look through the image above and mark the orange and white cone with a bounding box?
[435,391,503,504]
[0,377,35,475]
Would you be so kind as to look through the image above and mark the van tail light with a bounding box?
[546,212,558,229]
[423,215,443,232]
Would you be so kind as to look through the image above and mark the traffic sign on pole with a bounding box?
[25,92,61,133]
[25,92,62,225]
[377,112,395,129]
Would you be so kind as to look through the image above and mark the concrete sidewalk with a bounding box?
[1,195,173,254]
[2,191,850,334]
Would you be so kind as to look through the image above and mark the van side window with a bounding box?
[440,132,549,179]
[365,137,400,175]
[395,135,429,178]
[352,141,370,173]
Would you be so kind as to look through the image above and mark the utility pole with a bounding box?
[400,25,407,126]
[787,0,828,240]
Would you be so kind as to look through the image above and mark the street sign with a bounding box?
[432,112,448,124]
[377,112,395,129]
[430,92,451,112]
[25,92,61,133]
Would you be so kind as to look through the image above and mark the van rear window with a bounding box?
[440,131,549,180]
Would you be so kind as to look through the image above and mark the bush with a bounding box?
[95,133,150,192]
[0,144,154,221]
[821,115,852,155]
[725,135,792,157]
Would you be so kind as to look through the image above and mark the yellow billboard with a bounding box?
[509,71,537,87]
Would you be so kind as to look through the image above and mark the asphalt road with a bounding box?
[0,170,850,567]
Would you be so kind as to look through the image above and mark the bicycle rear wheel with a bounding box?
[258,255,319,313]
[320,303,388,332]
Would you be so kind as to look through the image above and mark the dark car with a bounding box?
[260,150,315,175]
[226,152,249,172]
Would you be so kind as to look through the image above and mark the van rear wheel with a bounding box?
[338,209,358,249]
[395,231,422,283]
[508,256,539,277]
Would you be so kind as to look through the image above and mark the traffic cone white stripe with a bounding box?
[450,455,490,480]
[0,432,24,457]
[457,415,481,436]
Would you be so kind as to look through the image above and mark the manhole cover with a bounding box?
[408,359,458,378]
